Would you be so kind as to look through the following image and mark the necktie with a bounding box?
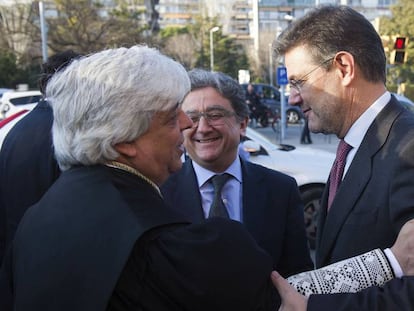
[208,173,231,218]
[328,140,353,210]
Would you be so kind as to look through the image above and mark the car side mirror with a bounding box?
[242,140,261,155]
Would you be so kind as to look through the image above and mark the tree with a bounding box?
[158,16,249,78]
[0,1,42,89]
[0,1,41,63]
[213,35,249,79]
[46,0,148,54]
[0,50,39,89]
[189,16,249,78]
[161,27,198,69]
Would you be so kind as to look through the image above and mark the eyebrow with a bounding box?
[185,105,229,112]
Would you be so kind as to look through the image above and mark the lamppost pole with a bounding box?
[209,26,219,71]
[269,43,273,86]
[39,1,48,62]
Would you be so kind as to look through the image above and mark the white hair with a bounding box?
[46,45,190,170]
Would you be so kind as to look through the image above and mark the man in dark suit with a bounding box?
[0,45,277,311]
[0,50,81,264]
[271,5,414,310]
[161,69,314,277]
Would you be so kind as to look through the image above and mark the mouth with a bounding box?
[302,107,311,114]
[194,137,220,143]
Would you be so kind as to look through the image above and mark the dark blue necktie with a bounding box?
[208,174,231,218]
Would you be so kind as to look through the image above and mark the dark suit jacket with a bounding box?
[0,100,60,263]
[309,97,414,310]
[161,158,314,277]
[308,276,414,311]
[0,165,275,311]
[316,97,414,268]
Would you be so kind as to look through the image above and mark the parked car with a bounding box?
[0,88,13,99]
[0,90,42,120]
[241,83,303,124]
[242,127,335,249]
[0,109,30,149]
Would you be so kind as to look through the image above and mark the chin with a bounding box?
[170,161,184,174]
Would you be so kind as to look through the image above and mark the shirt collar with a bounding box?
[345,91,391,149]
[192,157,242,188]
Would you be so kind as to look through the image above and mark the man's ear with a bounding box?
[333,51,355,86]
[240,116,249,135]
[114,142,137,158]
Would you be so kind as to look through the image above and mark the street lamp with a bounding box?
[268,43,273,86]
[209,26,220,71]
[39,1,48,62]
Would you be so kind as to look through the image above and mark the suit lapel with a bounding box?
[316,98,403,266]
[174,160,205,221]
[241,160,267,238]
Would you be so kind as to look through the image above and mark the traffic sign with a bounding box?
[277,66,288,85]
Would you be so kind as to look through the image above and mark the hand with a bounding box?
[271,271,308,311]
[391,219,414,275]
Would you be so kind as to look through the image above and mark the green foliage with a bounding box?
[212,36,249,79]
[160,26,190,39]
[0,52,19,88]
[46,0,148,54]
[158,15,250,78]
[0,51,39,89]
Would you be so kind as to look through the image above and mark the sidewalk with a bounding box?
[252,122,339,154]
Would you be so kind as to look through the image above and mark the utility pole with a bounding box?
[39,1,48,62]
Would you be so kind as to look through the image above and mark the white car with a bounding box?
[0,90,42,120]
[242,127,335,248]
[0,109,31,149]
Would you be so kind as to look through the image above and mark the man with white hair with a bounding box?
[0,46,274,311]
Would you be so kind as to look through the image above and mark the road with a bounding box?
[250,121,339,154]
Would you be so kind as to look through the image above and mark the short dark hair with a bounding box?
[38,50,82,95]
[187,69,249,120]
[273,5,386,83]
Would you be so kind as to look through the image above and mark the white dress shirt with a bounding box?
[342,91,390,176]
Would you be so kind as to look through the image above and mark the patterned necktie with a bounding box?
[328,140,353,210]
[208,173,231,218]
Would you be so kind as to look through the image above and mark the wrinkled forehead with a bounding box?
[284,46,318,77]
[182,87,233,111]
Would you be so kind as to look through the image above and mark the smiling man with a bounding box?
[161,69,313,287]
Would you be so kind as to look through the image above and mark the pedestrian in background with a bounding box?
[300,117,312,144]
[0,50,81,264]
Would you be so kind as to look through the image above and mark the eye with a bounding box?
[290,79,305,90]
[206,111,225,121]
[186,113,200,123]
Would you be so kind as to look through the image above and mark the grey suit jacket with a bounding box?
[161,158,314,277]
[316,96,414,268]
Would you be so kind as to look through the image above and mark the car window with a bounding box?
[9,95,42,106]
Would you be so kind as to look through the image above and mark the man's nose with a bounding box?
[288,89,302,106]
[179,110,193,130]
[196,115,211,130]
